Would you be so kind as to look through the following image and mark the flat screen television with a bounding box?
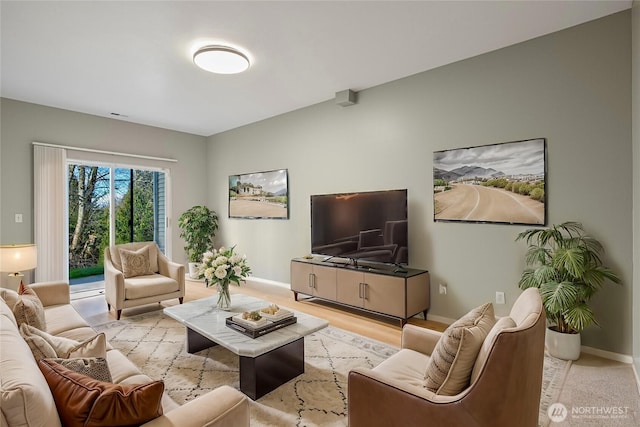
[310,189,408,265]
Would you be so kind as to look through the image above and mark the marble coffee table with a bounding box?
[164,294,328,399]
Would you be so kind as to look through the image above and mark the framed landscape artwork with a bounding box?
[229,169,289,219]
[433,138,546,225]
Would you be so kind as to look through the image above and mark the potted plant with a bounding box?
[516,221,620,360]
[178,206,219,278]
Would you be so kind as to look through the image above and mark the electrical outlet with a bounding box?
[15,214,23,223]
[495,291,505,305]
[439,283,447,295]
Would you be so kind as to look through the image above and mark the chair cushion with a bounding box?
[38,358,164,427]
[106,349,147,384]
[13,282,46,330]
[47,357,112,382]
[124,274,179,300]
[44,304,91,335]
[373,348,430,389]
[424,302,495,395]
[119,246,152,278]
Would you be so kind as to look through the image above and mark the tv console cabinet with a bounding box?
[290,258,430,325]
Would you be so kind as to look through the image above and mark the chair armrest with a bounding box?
[141,386,249,427]
[158,253,185,289]
[401,324,442,355]
[30,281,71,306]
[104,258,125,308]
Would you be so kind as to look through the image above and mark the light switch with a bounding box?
[15,214,23,223]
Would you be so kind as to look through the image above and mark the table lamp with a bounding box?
[0,244,37,291]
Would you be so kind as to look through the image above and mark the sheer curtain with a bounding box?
[33,144,68,282]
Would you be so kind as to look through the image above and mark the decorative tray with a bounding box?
[225,315,297,339]
[258,308,294,321]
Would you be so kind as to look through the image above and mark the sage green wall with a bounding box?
[208,11,633,354]
[632,1,640,371]
[0,98,209,277]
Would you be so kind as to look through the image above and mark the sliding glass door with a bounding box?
[68,164,110,280]
[68,163,168,284]
[114,168,166,251]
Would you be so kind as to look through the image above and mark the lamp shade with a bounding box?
[0,244,37,274]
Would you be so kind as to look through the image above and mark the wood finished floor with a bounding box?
[71,278,447,347]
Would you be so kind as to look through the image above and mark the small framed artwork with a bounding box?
[433,138,546,225]
[229,169,289,219]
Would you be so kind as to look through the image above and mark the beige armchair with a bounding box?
[104,242,185,320]
[348,288,545,427]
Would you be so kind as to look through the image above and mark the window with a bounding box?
[68,162,169,284]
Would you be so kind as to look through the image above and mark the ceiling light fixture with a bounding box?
[193,45,250,74]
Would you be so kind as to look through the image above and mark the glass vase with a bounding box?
[216,282,232,311]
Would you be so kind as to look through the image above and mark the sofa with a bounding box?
[348,288,545,427]
[0,281,249,427]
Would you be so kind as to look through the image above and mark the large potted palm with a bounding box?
[178,206,219,278]
[516,221,620,360]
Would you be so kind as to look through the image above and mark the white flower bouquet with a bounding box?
[199,246,251,309]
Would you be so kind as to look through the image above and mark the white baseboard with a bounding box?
[580,345,634,364]
[633,358,640,396]
[425,313,456,325]
[246,276,290,289]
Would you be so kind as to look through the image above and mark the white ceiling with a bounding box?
[0,1,631,137]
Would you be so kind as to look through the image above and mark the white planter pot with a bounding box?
[545,327,581,360]
[188,262,201,279]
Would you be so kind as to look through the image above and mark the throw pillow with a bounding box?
[424,302,496,395]
[38,358,164,427]
[119,246,152,278]
[20,323,79,357]
[19,323,57,361]
[47,357,112,383]
[19,323,107,358]
[470,316,517,383]
[13,281,46,330]
[67,333,108,359]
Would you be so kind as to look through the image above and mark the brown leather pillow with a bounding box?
[38,358,164,427]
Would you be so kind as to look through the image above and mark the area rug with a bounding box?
[539,354,573,427]
[95,310,569,427]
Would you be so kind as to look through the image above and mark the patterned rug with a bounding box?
[539,353,573,427]
[95,310,569,427]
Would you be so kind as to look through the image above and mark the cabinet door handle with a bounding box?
[309,273,315,289]
[359,282,367,299]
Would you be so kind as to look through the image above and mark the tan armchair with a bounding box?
[104,242,185,320]
[348,288,545,427]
